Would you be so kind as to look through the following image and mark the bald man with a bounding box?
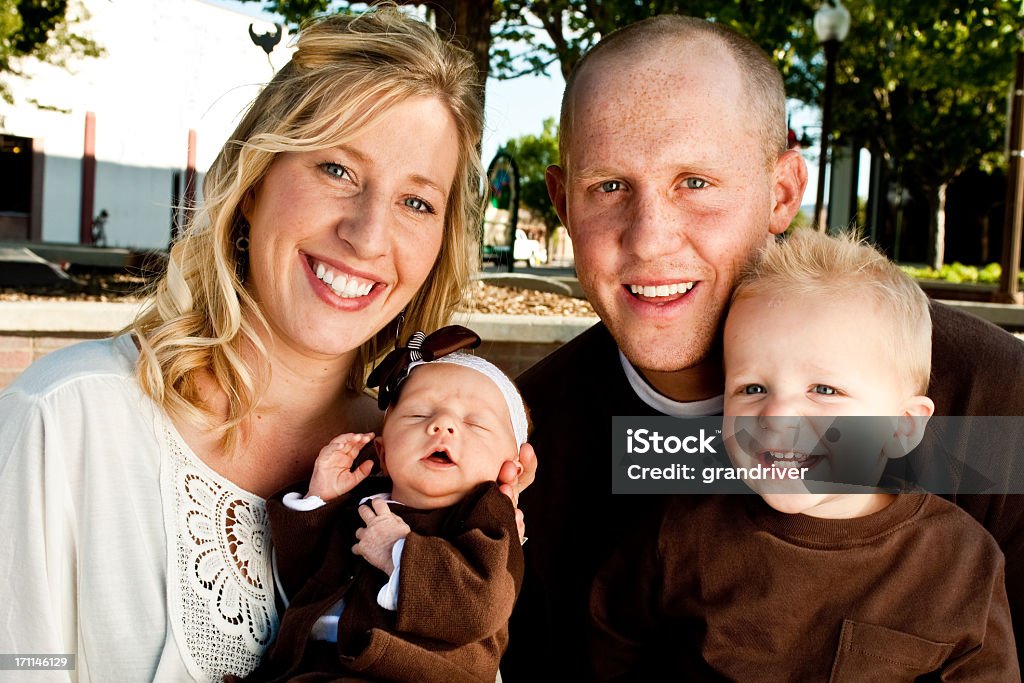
[504,15,1024,680]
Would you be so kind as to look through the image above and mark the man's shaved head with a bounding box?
[559,15,787,172]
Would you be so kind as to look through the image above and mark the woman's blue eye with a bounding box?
[743,384,766,395]
[683,177,709,189]
[404,197,435,214]
[598,180,622,193]
[319,162,350,179]
[813,385,837,395]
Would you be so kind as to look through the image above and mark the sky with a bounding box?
[205,0,567,169]
[207,0,845,209]
[480,71,564,171]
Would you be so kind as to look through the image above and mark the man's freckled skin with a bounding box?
[555,42,782,401]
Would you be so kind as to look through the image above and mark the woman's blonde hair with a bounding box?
[731,229,932,394]
[131,5,484,453]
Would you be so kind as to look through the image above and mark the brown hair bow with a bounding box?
[366,324,482,410]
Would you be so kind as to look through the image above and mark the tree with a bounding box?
[509,1,1024,268]
[501,117,561,239]
[245,1,1022,267]
[786,1,1020,268]
[0,0,103,103]
[492,1,817,81]
[239,1,494,90]
[240,1,812,87]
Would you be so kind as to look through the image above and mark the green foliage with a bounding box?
[0,2,23,67]
[237,1,493,89]
[240,0,816,82]
[493,1,817,81]
[500,117,561,235]
[0,0,103,103]
[235,0,352,29]
[786,207,812,233]
[792,2,1022,267]
[900,261,1024,285]
[241,0,1024,270]
[500,2,1020,198]
[789,1,1020,191]
[505,2,1023,269]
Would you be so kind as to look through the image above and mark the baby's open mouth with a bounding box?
[424,450,454,465]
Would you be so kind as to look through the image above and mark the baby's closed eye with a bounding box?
[463,417,492,431]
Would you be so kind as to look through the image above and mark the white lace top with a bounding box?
[0,336,279,682]
[163,425,278,681]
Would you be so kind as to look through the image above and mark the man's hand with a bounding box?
[352,498,411,574]
[497,441,537,544]
[307,432,375,502]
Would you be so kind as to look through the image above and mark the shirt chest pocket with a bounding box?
[829,620,955,682]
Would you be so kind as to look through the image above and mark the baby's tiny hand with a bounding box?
[352,498,411,574]
[307,432,375,502]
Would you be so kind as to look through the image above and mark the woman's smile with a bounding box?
[242,96,460,359]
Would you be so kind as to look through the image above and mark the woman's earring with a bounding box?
[234,221,250,281]
[393,308,407,350]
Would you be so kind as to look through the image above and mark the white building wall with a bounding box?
[93,161,176,246]
[41,156,83,244]
[1,0,293,248]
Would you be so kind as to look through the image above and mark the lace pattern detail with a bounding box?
[164,429,278,681]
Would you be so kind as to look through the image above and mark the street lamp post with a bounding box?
[813,1,851,233]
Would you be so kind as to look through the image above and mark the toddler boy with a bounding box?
[591,230,1018,681]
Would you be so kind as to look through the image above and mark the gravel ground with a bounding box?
[462,279,595,317]
[0,271,597,317]
[0,272,152,303]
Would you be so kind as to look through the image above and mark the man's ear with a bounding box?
[882,396,935,460]
[374,436,388,476]
[545,164,570,236]
[768,149,808,235]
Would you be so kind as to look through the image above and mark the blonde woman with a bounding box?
[0,7,532,682]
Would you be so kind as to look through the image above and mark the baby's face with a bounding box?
[722,288,927,518]
[378,362,519,509]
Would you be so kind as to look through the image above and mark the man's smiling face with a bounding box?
[548,39,801,400]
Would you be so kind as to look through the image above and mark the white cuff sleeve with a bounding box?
[282,491,326,511]
[375,538,406,611]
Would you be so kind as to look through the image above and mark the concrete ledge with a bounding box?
[476,272,585,298]
[0,300,599,344]
[476,272,574,297]
[552,276,585,299]
[940,300,1024,330]
[453,312,598,343]
[0,300,145,333]
[2,297,1020,343]
[919,281,997,303]
[0,300,1020,393]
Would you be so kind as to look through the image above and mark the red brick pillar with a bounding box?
[79,111,96,244]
